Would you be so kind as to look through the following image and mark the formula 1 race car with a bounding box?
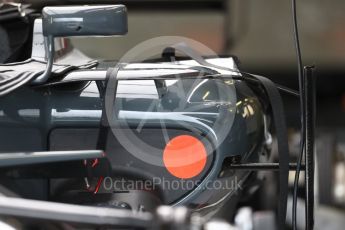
[0,3,300,230]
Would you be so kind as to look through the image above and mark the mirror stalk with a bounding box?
[32,35,54,84]
[30,5,127,85]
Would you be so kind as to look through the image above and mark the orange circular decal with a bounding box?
[163,135,207,179]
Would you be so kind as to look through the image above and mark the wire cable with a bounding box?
[291,0,306,229]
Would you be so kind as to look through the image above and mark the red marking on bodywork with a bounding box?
[94,176,104,194]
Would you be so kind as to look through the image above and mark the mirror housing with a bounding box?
[32,5,127,84]
[42,5,127,37]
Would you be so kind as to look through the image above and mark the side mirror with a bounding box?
[32,5,127,84]
[42,5,127,37]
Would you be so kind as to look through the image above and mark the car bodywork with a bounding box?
[0,2,272,225]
